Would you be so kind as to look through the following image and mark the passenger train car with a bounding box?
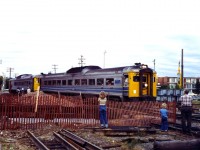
[9,63,157,101]
[9,74,40,93]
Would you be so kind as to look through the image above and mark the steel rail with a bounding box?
[60,129,103,150]
[27,130,49,150]
[53,132,83,150]
[151,123,200,137]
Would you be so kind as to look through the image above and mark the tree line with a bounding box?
[0,76,9,90]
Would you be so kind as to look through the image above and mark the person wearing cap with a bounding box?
[160,102,168,132]
[98,91,108,128]
[179,90,193,133]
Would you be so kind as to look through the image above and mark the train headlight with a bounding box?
[143,83,148,88]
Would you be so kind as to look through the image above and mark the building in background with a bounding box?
[158,76,200,93]
[157,76,200,101]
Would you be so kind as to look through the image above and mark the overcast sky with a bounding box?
[1,0,200,78]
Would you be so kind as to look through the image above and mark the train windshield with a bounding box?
[133,76,146,82]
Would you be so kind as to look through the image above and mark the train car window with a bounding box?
[133,76,139,82]
[75,79,80,85]
[68,80,72,85]
[62,80,66,85]
[133,76,146,82]
[106,78,114,85]
[48,80,52,85]
[44,81,47,85]
[124,78,128,86]
[89,79,95,85]
[142,76,147,82]
[57,80,61,85]
[81,79,87,85]
[97,78,104,86]
[53,80,56,85]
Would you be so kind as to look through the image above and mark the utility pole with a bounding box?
[7,67,14,78]
[181,49,184,89]
[0,59,2,72]
[104,50,106,68]
[1,72,6,92]
[153,59,155,71]
[52,64,58,73]
[78,55,85,67]
[0,60,2,71]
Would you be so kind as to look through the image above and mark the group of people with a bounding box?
[159,90,193,133]
[98,90,193,134]
[16,87,31,95]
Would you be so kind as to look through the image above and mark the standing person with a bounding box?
[160,103,168,132]
[27,87,31,94]
[179,90,193,133]
[98,91,108,128]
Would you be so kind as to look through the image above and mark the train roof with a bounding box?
[66,66,101,74]
[10,63,155,80]
[87,63,150,73]
[65,63,153,75]
[16,74,33,79]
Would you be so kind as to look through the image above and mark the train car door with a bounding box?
[122,75,129,97]
[141,75,148,95]
[33,77,40,92]
[139,68,153,98]
[128,72,140,97]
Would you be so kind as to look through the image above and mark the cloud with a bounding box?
[0,0,200,78]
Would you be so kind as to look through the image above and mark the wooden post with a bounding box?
[34,86,40,113]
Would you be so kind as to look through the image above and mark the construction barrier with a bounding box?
[0,94,176,130]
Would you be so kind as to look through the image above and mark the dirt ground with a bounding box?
[0,123,197,150]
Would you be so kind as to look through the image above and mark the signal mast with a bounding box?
[78,55,85,67]
[177,61,182,88]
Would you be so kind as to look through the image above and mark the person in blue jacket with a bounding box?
[160,103,168,131]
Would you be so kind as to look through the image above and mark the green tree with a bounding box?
[0,76,3,85]
[0,76,3,90]
[160,84,170,89]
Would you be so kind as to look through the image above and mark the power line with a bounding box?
[52,64,58,73]
[104,50,107,68]
[153,59,155,71]
[78,55,85,67]
[7,67,14,78]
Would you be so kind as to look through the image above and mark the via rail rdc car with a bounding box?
[9,74,40,93]
[40,63,157,101]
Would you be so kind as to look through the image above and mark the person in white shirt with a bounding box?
[98,91,108,128]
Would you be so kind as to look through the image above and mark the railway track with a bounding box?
[176,112,200,122]
[59,129,103,150]
[152,122,200,137]
[27,130,103,150]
